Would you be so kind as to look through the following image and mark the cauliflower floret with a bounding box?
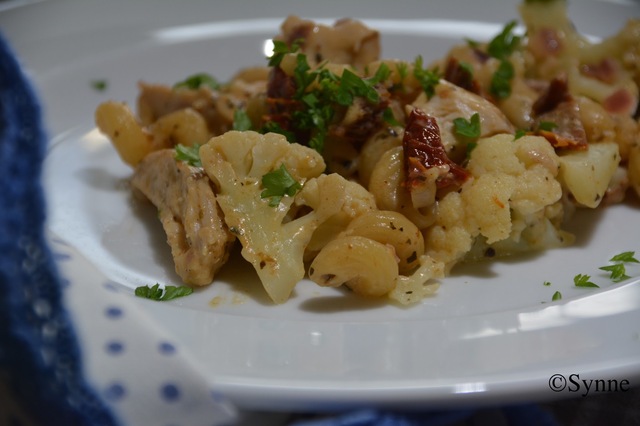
[424,134,570,270]
[296,173,376,261]
[557,142,621,208]
[200,131,325,303]
[200,131,377,303]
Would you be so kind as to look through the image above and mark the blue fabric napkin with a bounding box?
[0,33,119,425]
[0,31,561,426]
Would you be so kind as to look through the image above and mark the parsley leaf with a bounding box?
[514,129,527,140]
[268,39,302,67]
[543,281,551,286]
[573,273,599,288]
[490,60,515,99]
[91,79,108,92]
[453,113,481,139]
[609,251,640,263]
[484,21,521,100]
[175,144,202,167]
[537,121,558,132]
[487,21,521,60]
[598,251,638,283]
[261,164,302,206]
[135,283,193,301]
[396,62,409,81]
[262,121,296,142]
[413,55,440,98]
[382,107,402,127]
[233,109,253,131]
[599,264,630,283]
[552,291,562,301]
[174,73,220,90]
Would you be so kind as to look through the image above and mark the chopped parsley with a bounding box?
[233,109,253,131]
[537,121,558,132]
[484,21,521,100]
[91,79,108,92]
[396,62,409,81]
[267,53,390,153]
[466,142,478,158]
[599,251,639,282]
[573,273,599,288]
[175,144,202,167]
[262,121,296,142]
[173,73,220,90]
[543,281,551,286]
[135,283,194,301]
[490,59,515,99]
[413,55,440,98]
[458,61,474,77]
[514,129,527,140]
[487,21,521,60]
[609,251,639,263]
[599,264,630,283]
[268,39,302,67]
[552,291,562,301]
[453,113,481,139]
[382,107,402,127]
[261,164,302,207]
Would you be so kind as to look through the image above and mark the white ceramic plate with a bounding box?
[5,0,640,412]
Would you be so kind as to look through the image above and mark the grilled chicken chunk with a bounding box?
[131,149,235,286]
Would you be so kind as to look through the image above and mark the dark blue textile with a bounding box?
[0,33,119,425]
[291,404,558,426]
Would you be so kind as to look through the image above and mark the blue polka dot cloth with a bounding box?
[0,32,235,426]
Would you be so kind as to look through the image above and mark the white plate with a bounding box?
[5,0,640,412]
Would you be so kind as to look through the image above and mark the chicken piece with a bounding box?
[412,80,515,163]
[131,149,235,286]
[275,15,380,69]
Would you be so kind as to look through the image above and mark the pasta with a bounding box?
[95,0,639,305]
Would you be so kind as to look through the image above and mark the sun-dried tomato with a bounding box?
[403,108,470,191]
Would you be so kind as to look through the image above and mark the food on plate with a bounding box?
[95,0,639,304]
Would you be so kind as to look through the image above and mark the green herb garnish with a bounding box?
[487,21,521,60]
[609,251,639,263]
[574,274,599,288]
[453,113,481,139]
[268,39,302,67]
[396,62,409,81]
[269,53,390,153]
[490,60,515,99]
[485,21,521,100]
[514,129,527,140]
[538,121,558,132]
[261,164,302,207]
[262,121,297,142]
[233,109,253,131]
[552,291,562,301]
[599,264,630,283]
[91,79,108,92]
[382,107,402,127]
[174,73,220,90]
[175,144,202,167]
[135,283,194,301]
[543,281,551,286]
[598,251,639,282]
[413,55,440,98]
